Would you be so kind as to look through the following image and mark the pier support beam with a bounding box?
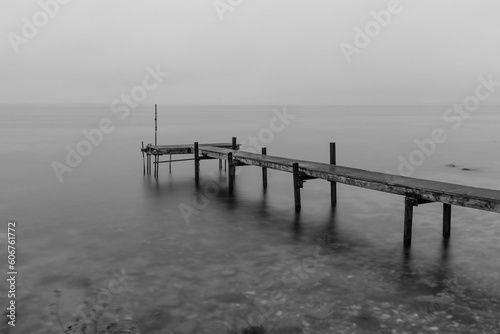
[141,142,145,175]
[443,204,451,239]
[262,147,268,189]
[194,142,200,185]
[330,143,337,206]
[219,159,222,170]
[228,152,235,193]
[292,163,302,212]
[404,197,418,248]
[147,154,151,175]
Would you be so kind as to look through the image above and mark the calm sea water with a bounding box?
[1,105,500,333]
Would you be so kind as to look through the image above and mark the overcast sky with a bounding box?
[1,0,499,105]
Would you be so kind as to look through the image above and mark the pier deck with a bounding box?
[140,139,500,247]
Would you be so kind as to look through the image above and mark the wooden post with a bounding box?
[232,137,237,150]
[228,152,234,193]
[330,143,337,206]
[141,142,145,175]
[443,204,451,239]
[404,197,417,248]
[262,147,268,189]
[225,160,227,171]
[292,163,301,212]
[194,142,200,185]
[154,155,158,178]
[169,154,172,174]
[219,159,222,170]
[147,154,151,175]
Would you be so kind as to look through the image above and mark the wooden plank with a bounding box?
[142,143,241,155]
[198,146,500,213]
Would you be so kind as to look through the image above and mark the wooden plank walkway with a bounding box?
[200,146,500,213]
[140,139,500,247]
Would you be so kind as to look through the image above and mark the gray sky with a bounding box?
[1,0,499,105]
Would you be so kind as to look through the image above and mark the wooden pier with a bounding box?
[141,138,500,248]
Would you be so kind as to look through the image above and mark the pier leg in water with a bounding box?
[169,154,172,174]
[262,147,268,189]
[147,154,151,175]
[228,152,235,194]
[292,163,302,212]
[330,142,337,206]
[141,142,145,175]
[194,142,200,185]
[219,159,222,170]
[404,197,418,248]
[443,204,451,239]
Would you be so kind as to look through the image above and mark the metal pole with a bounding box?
[155,104,158,147]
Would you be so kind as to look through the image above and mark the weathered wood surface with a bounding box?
[199,146,500,213]
[142,143,239,155]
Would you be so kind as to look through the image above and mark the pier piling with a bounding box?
[141,142,145,175]
[194,142,200,185]
[404,197,418,248]
[228,152,235,193]
[330,142,337,206]
[292,163,301,212]
[443,204,451,239]
[262,147,268,189]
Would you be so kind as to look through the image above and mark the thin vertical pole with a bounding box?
[156,155,159,178]
[262,147,268,189]
[443,204,451,239]
[219,159,222,170]
[330,143,337,206]
[224,160,227,171]
[232,137,237,150]
[194,142,200,185]
[228,152,234,193]
[142,142,145,175]
[169,154,172,174]
[292,163,301,212]
[404,197,415,248]
[147,154,151,175]
[155,104,158,147]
